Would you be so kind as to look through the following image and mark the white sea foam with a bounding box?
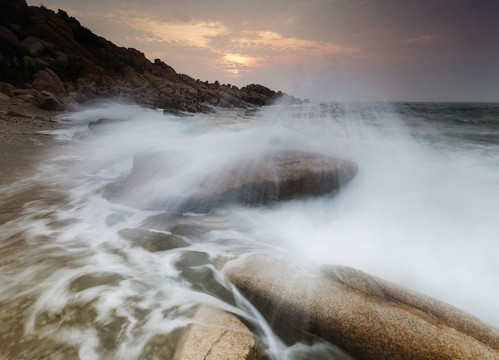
[0,101,497,359]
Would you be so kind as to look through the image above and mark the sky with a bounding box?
[26,0,499,102]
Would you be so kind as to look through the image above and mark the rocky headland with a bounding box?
[0,0,302,114]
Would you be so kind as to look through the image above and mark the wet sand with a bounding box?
[0,102,65,186]
[0,102,69,359]
[0,102,183,360]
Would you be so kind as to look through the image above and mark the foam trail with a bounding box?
[0,101,498,359]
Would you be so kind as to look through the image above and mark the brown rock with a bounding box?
[35,90,65,111]
[0,25,20,46]
[320,264,499,351]
[174,305,259,360]
[32,69,66,96]
[0,92,10,103]
[225,256,499,360]
[20,36,45,56]
[123,151,358,210]
[14,94,36,104]
[0,82,16,97]
[6,110,30,118]
[23,56,49,71]
[13,89,40,97]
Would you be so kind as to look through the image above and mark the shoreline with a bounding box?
[0,101,66,186]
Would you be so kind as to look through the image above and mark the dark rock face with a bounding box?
[121,151,358,211]
[225,256,499,360]
[0,1,301,112]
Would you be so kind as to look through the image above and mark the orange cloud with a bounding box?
[113,14,362,78]
[215,31,361,76]
[237,31,361,57]
[126,17,229,48]
[218,53,263,77]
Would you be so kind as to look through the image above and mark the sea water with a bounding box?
[0,101,498,359]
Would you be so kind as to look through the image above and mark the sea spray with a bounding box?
[0,101,498,359]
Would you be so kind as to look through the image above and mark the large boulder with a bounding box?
[225,256,499,360]
[32,69,66,96]
[0,82,16,97]
[174,305,260,360]
[20,36,45,57]
[121,152,358,211]
[35,90,66,111]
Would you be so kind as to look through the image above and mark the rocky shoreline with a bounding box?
[1,2,498,360]
[0,100,64,187]
[1,0,304,115]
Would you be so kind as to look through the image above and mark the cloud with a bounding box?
[236,31,361,57]
[119,13,362,78]
[402,34,440,44]
[126,16,229,48]
[218,53,263,77]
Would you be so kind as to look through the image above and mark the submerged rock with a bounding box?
[122,151,358,211]
[225,255,499,360]
[174,305,260,360]
[118,228,189,252]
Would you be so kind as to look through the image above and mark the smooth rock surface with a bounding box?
[123,151,358,210]
[174,305,259,360]
[225,255,499,360]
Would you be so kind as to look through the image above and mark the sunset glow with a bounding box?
[126,17,229,48]
[26,0,499,101]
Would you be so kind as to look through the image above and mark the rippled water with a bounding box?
[1,101,498,359]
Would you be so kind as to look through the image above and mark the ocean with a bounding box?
[1,101,498,359]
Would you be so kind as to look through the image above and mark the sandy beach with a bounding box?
[0,102,65,185]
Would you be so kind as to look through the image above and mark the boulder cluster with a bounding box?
[0,0,303,113]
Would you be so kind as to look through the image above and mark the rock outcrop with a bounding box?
[0,1,301,113]
[225,255,499,360]
[120,151,358,210]
[174,305,259,360]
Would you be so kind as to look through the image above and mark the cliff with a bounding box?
[0,0,301,112]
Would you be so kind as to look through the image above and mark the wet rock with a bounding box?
[225,255,499,360]
[177,251,210,268]
[320,264,499,351]
[174,305,259,360]
[68,273,125,293]
[124,151,358,211]
[118,228,189,252]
